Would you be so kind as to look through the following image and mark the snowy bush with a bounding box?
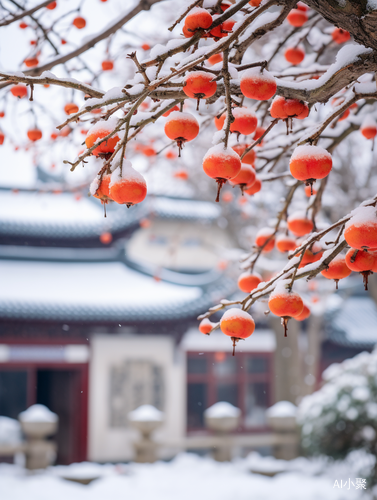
[298,349,377,481]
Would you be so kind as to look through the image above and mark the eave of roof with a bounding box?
[0,259,235,322]
[325,294,377,348]
[0,191,221,239]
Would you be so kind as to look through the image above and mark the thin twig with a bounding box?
[222,49,233,149]
[167,0,202,31]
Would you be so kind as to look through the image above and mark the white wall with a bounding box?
[127,220,232,271]
[88,334,186,462]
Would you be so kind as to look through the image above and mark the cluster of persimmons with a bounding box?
[5,0,377,355]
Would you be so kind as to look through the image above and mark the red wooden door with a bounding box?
[0,361,88,464]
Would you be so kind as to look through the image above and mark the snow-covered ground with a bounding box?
[0,452,373,500]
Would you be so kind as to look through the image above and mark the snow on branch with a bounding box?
[275,45,377,103]
[198,195,377,321]
[0,71,104,99]
[0,0,165,89]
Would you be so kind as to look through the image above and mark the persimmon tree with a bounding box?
[1,0,377,352]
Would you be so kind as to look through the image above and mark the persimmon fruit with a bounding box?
[245,177,262,195]
[332,28,350,44]
[230,163,256,194]
[73,16,86,29]
[202,144,241,202]
[230,108,258,136]
[285,46,305,65]
[207,53,223,65]
[344,206,377,251]
[268,284,304,336]
[85,119,120,157]
[321,254,352,289]
[276,234,297,253]
[164,111,199,156]
[287,8,308,27]
[102,60,114,71]
[109,162,147,208]
[183,71,217,106]
[232,144,256,166]
[289,145,333,192]
[345,248,376,290]
[64,103,79,115]
[255,228,275,252]
[10,85,28,99]
[199,318,215,335]
[238,272,262,293]
[240,68,277,101]
[220,308,255,355]
[185,7,212,32]
[100,232,112,244]
[360,116,377,140]
[294,304,310,321]
[27,128,42,141]
[24,57,39,68]
[287,212,314,237]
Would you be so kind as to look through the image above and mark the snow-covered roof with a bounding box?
[0,190,144,239]
[0,190,220,239]
[181,327,276,353]
[325,295,377,348]
[0,259,233,322]
[151,197,221,221]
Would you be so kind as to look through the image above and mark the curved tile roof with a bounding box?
[0,259,235,322]
[325,294,377,348]
[0,191,221,239]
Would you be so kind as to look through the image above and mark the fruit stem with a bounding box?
[334,279,339,290]
[231,337,238,356]
[361,271,371,291]
[215,178,226,203]
[176,138,186,158]
[281,316,290,337]
[305,179,315,195]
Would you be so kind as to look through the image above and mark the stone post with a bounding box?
[266,401,299,460]
[128,405,164,463]
[18,404,58,470]
[204,402,241,462]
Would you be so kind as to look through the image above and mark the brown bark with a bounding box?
[302,0,377,51]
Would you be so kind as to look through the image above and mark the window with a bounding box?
[181,237,201,247]
[149,235,168,245]
[186,352,272,432]
[0,370,28,419]
[187,357,207,374]
[245,382,269,427]
[247,357,268,374]
[187,383,207,428]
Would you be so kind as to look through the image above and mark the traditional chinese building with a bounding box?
[1,186,376,464]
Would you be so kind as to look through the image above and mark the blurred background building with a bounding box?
[1,180,377,465]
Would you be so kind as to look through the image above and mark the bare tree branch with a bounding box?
[0,0,53,26]
[0,0,165,89]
